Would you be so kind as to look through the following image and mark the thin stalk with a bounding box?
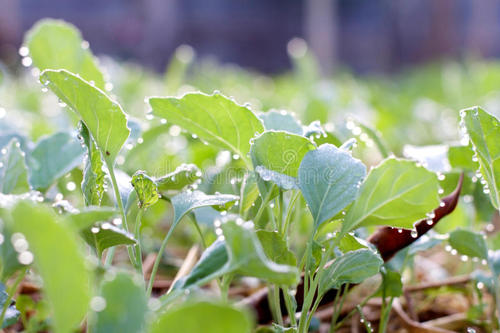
[220,274,233,302]
[329,283,349,332]
[378,297,393,333]
[134,208,144,274]
[254,184,277,225]
[191,217,207,249]
[357,305,373,332]
[277,191,284,232]
[281,286,297,327]
[271,285,284,326]
[333,289,377,331]
[282,191,300,236]
[106,166,136,267]
[146,225,176,297]
[0,267,27,326]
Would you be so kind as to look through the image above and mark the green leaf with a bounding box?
[221,219,299,285]
[251,131,315,178]
[255,166,298,190]
[298,144,366,229]
[149,92,264,167]
[25,19,105,89]
[259,110,303,135]
[0,139,29,194]
[256,230,297,266]
[79,122,106,206]
[319,249,382,295]
[156,164,201,192]
[461,106,500,209]
[339,233,369,253]
[449,229,488,260]
[448,145,476,171]
[131,171,159,209]
[171,190,239,227]
[65,207,116,231]
[176,239,228,290]
[92,272,148,333]
[27,132,84,191]
[0,227,24,279]
[81,222,136,256]
[239,172,260,213]
[376,269,403,297]
[342,158,440,233]
[150,300,252,333]
[0,282,20,328]
[8,201,91,333]
[40,69,130,166]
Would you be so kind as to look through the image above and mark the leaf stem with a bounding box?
[134,208,144,274]
[146,225,176,297]
[106,166,136,267]
[254,184,276,226]
[272,285,284,326]
[282,191,300,236]
[282,286,297,326]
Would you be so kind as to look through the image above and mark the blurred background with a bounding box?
[2,0,500,74]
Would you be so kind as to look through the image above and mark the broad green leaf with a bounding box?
[461,107,500,209]
[171,190,239,226]
[0,139,29,194]
[131,171,159,209]
[25,19,105,89]
[175,239,228,290]
[449,229,488,260]
[256,230,297,266]
[342,158,440,233]
[156,164,201,192]
[251,131,315,178]
[81,222,136,256]
[150,300,252,333]
[65,207,116,231]
[40,70,130,165]
[319,249,382,295]
[339,233,369,253]
[259,110,303,135]
[149,92,264,166]
[92,272,148,333]
[8,201,91,333]
[448,145,476,171]
[298,144,366,229]
[221,219,299,285]
[79,122,106,206]
[0,282,20,328]
[27,132,84,191]
[255,166,298,190]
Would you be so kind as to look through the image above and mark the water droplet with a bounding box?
[18,46,29,57]
[90,296,106,312]
[81,40,90,49]
[66,181,76,191]
[18,251,34,265]
[21,57,32,67]
[411,230,418,238]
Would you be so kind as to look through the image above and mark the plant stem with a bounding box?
[134,208,144,274]
[378,297,393,333]
[282,286,297,327]
[357,305,373,332]
[329,283,349,332]
[0,267,27,326]
[333,289,377,331]
[146,225,176,297]
[272,285,284,326]
[277,190,284,232]
[282,191,300,236]
[254,185,276,226]
[106,166,136,267]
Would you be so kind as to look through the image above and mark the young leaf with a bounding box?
[92,272,148,333]
[256,230,297,266]
[376,269,403,297]
[0,282,20,328]
[318,249,383,295]
[65,207,117,231]
[150,300,252,333]
[8,201,91,333]
[131,171,159,209]
[259,110,303,135]
[27,132,84,191]
[449,229,488,260]
[175,239,229,290]
[40,69,130,166]
[298,144,366,229]
[149,92,264,166]
[79,122,106,206]
[461,106,500,209]
[221,219,299,285]
[0,139,29,194]
[156,163,201,192]
[171,190,239,227]
[25,19,105,89]
[251,131,315,179]
[81,222,136,256]
[448,145,476,171]
[342,158,440,234]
